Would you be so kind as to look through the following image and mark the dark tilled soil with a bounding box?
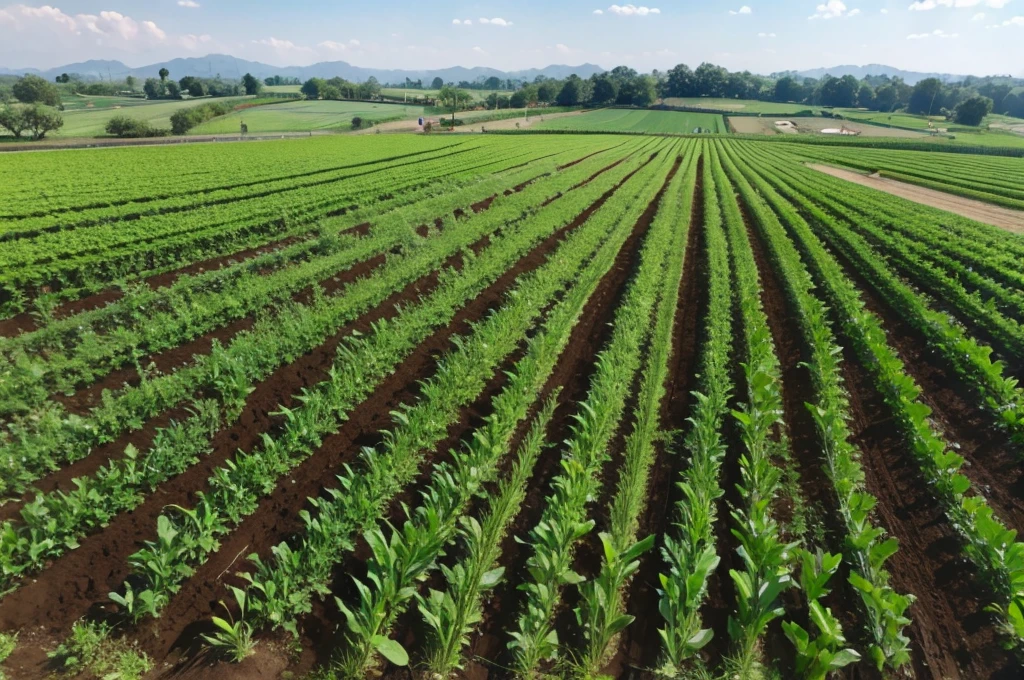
[459,154,669,680]
[610,153,707,679]
[742,203,880,680]
[805,213,1018,678]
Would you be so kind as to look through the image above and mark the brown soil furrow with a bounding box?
[836,335,1015,679]
[615,153,706,676]
[0,406,191,524]
[742,203,876,679]
[807,217,1024,536]
[0,255,449,637]
[553,155,684,661]
[140,154,654,665]
[466,155,670,680]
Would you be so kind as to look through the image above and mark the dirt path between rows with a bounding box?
[807,163,1024,234]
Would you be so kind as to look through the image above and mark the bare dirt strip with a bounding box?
[808,163,1024,233]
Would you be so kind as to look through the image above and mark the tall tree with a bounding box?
[241,73,262,95]
[908,77,943,115]
[12,75,61,106]
[665,63,695,98]
[158,68,169,82]
[954,96,993,126]
[431,76,444,90]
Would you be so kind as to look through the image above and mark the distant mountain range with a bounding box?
[790,64,982,85]
[0,54,606,84]
[1,55,1010,87]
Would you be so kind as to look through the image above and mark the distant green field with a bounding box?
[662,97,819,114]
[264,85,301,94]
[61,95,149,111]
[56,96,254,137]
[832,108,1024,148]
[533,109,725,134]
[190,99,423,134]
[381,88,513,102]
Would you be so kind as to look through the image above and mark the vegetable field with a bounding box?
[189,100,425,135]
[2,131,1024,680]
[533,109,726,134]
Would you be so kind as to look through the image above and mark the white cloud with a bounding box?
[472,45,487,54]
[758,31,777,36]
[479,17,513,26]
[987,14,1024,25]
[809,1,861,19]
[909,0,1012,10]
[0,3,173,51]
[318,40,348,51]
[452,18,473,25]
[349,38,360,45]
[252,36,314,59]
[907,27,960,37]
[177,0,200,7]
[730,6,753,14]
[593,8,604,13]
[179,32,211,50]
[607,4,661,16]
[555,42,572,53]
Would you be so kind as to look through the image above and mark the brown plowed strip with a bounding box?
[0,312,37,337]
[554,156,683,661]
[808,164,1024,234]
[835,330,1015,679]
[613,153,705,675]
[0,406,191,524]
[140,155,655,665]
[742,202,876,678]
[467,155,670,678]
[811,226,1024,534]
[0,257,449,637]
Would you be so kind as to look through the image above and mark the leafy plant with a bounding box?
[201,585,257,662]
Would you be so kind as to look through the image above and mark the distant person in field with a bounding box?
[240,122,248,136]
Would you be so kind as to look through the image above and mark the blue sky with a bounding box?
[1,1,1022,75]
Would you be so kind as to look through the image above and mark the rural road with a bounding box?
[809,163,1024,233]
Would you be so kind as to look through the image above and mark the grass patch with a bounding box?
[533,108,726,134]
[47,620,152,680]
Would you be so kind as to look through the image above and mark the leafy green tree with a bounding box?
[509,89,529,108]
[125,75,137,92]
[179,76,205,97]
[55,73,70,84]
[242,73,262,95]
[857,83,875,108]
[13,74,61,106]
[301,78,325,99]
[431,76,444,90]
[873,83,898,112]
[591,76,618,104]
[143,78,164,99]
[0,105,28,137]
[631,75,658,107]
[556,77,582,106]
[21,104,63,139]
[536,82,556,103]
[954,95,993,126]
[159,68,170,82]
[694,62,727,97]
[908,78,943,115]
[773,76,803,103]
[665,63,696,98]
[165,81,181,99]
[437,84,471,123]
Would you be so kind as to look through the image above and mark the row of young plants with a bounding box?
[710,142,800,678]
[568,147,699,677]
[655,142,734,676]
[1,143,570,353]
[104,141,671,623]
[0,151,571,415]
[727,141,1024,652]
[307,149,677,678]
[0,142,483,241]
[790,147,1024,210]
[719,140,914,672]
[506,146,683,676]
[0,144,647,598]
[0,135,464,219]
[0,142,531,310]
[0,142,644,499]
[738,145,1024,451]
[763,145,1024,291]
[0,143,501,319]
